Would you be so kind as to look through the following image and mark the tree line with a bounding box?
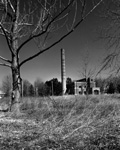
[2,74,120,97]
[1,75,74,97]
[95,76,120,94]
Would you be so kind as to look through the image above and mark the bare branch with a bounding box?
[52,16,68,32]
[0,27,10,36]
[53,11,70,24]
[7,0,15,13]
[19,0,103,67]
[70,0,77,30]
[18,23,33,26]
[81,0,86,18]
[17,0,75,54]
[18,5,38,26]
[0,55,11,63]
[0,62,11,67]
[40,31,50,48]
[0,24,13,54]
[83,0,103,19]
[32,9,43,34]
[0,31,10,38]
[96,52,118,76]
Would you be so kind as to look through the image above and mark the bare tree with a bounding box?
[0,0,104,114]
[79,51,99,95]
[80,51,96,79]
[98,0,120,75]
[22,79,31,97]
[34,78,45,96]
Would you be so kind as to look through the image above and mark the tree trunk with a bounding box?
[10,54,22,115]
[9,0,22,115]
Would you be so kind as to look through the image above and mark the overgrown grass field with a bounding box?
[0,94,120,149]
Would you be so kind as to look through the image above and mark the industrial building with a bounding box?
[74,78,100,95]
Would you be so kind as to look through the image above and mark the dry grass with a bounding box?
[0,94,120,149]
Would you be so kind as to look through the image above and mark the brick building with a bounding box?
[74,78,100,95]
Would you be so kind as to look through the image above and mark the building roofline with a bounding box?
[74,78,87,82]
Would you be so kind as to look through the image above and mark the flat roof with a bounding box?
[74,78,87,82]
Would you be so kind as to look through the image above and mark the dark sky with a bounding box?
[0,1,107,84]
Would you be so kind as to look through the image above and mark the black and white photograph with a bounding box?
[0,0,120,149]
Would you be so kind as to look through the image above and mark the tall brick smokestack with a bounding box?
[61,48,66,95]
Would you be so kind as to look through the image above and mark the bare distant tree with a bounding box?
[80,51,96,79]
[79,51,97,95]
[34,78,44,96]
[1,74,12,96]
[22,79,31,97]
[0,0,104,114]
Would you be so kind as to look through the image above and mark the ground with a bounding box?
[0,95,120,149]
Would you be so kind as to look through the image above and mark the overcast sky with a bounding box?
[0,1,108,84]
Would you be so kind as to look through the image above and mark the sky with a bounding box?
[0,1,108,85]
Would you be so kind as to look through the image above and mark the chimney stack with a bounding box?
[61,48,66,95]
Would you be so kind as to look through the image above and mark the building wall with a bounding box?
[74,79,100,95]
[74,82,87,95]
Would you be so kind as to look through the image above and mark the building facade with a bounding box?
[74,78,100,95]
